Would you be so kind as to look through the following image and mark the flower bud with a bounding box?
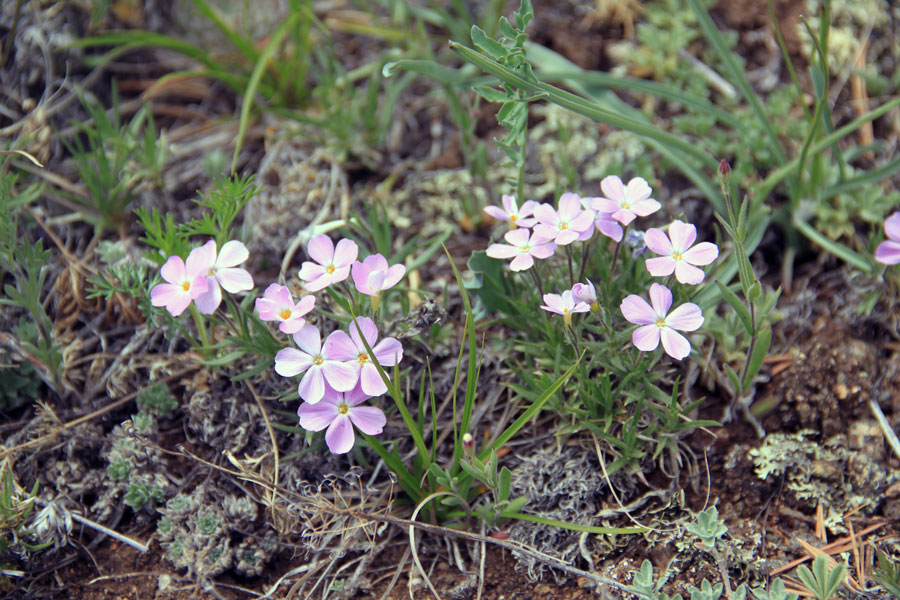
[462,433,475,458]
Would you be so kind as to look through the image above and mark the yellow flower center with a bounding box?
[562,307,569,314]
[656,318,666,328]
[207,266,217,277]
[357,353,369,366]
[520,244,533,254]
[621,202,631,210]
[181,281,191,292]
[280,309,292,320]
[672,251,682,261]
[510,214,518,222]
[337,402,349,415]
[313,355,324,366]
[559,222,569,230]
[325,264,336,274]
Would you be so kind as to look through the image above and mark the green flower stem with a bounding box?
[189,304,210,351]
[501,511,645,535]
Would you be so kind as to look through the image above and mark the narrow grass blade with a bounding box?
[502,511,645,534]
[793,218,873,273]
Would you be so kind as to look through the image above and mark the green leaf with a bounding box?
[498,466,511,502]
[715,281,753,335]
[743,326,771,391]
[470,25,507,61]
[473,86,510,103]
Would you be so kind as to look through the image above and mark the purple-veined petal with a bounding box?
[486,243,517,259]
[298,367,326,403]
[344,382,371,406]
[349,406,386,435]
[333,238,359,267]
[875,240,900,264]
[660,327,691,360]
[673,261,706,285]
[509,253,535,271]
[885,212,900,241]
[193,280,222,314]
[323,330,358,361]
[645,256,676,277]
[632,324,661,352]
[648,283,673,316]
[665,303,704,331]
[159,256,186,284]
[307,234,334,265]
[682,242,719,266]
[297,399,338,431]
[325,416,355,454]
[644,228,673,256]
[274,347,311,377]
[216,240,249,268]
[360,363,388,396]
[600,175,625,201]
[373,337,403,366]
[667,221,696,252]
[322,360,358,392]
[620,294,656,325]
[216,267,254,292]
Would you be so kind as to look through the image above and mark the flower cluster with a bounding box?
[484,175,717,360]
[151,232,407,455]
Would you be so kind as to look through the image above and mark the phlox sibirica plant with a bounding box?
[875,212,900,265]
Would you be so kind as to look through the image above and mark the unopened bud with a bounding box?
[718,159,731,178]
[462,433,475,457]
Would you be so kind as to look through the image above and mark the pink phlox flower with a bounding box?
[485,228,557,271]
[255,283,315,334]
[620,283,704,360]
[351,254,406,297]
[274,324,358,404]
[644,220,719,285]
[189,240,254,314]
[581,197,623,242]
[150,255,209,317]
[591,176,661,226]
[533,193,596,245]
[875,212,900,265]
[483,194,539,228]
[540,290,590,316]
[571,280,598,306]
[297,382,385,454]
[298,235,358,292]
[324,317,403,396]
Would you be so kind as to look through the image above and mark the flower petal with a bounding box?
[590,197,619,214]
[484,205,509,221]
[644,228,673,256]
[333,238,359,267]
[307,234,334,265]
[596,219,623,242]
[159,256,186,284]
[216,267,254,292]
[632,324,661,352]
[486,243,517,259]
[151,283,183,309]
[558,193,582,216]
[360,363,388,396]
[275,347,311,377]
[673,261,706,285]
[611,208,636,226]
[383,264,406,289]
[667,221,696,252]
[533,203,558,225]
[349,317,378,349]
[886,213,900,242]
[600,175,625,201]
[298,262,325,282]
[631,198,661,217]
[322,360,358,391]
[620,294,656,325]
[529,243,557,260]
[325,416,355,454]
[298,367,326,403]
[625,177,652,201]
[373,337,403,366]
[648,283,673,316]
[298,399,338,431]
[875,240,900,265]
[646,256,676,277]
[349,406,386,435]
[216,240,249,268]
[509,253,534,271]
[323,330,358,361]
[193,280,222,314]
[293,324,321,355]
[682,242,719,266]
[665,303,704,332]
[503,227,531,246]
[187,240,217,277]
[660,327,691,360]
